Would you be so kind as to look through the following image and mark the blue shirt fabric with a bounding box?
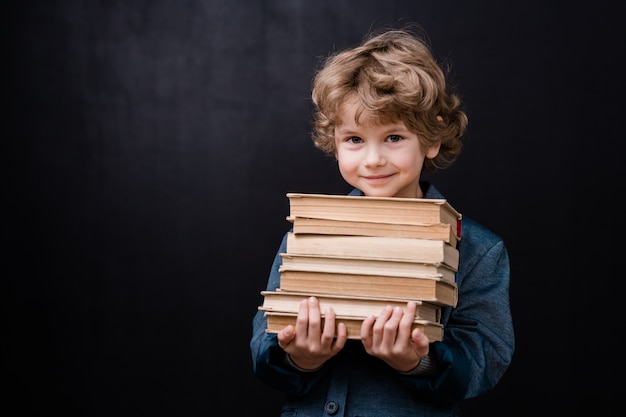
[250,183,514,416]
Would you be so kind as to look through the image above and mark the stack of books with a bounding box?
[258,193,462,342]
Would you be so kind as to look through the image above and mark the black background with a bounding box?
[8,1,625,416]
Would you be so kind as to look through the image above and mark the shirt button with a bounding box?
[324,401,339,415]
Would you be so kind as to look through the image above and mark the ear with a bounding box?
[425,116,444,158]
[426,142,441,159]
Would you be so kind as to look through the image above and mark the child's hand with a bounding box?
[360,301,430,372]
[277,296,347,371]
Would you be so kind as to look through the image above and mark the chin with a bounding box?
[361,189,397,198]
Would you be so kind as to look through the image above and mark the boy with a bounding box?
[250,25,514,415]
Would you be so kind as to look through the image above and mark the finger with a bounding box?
[411,327,430,357]
[396,302,417,345]
[321,307,337,346]
[294,298,310,337]
[306,297,322,339]
[277,324,295,350]
[381,306,404,346]
[333,322,348,353]
[372,305,394,345]
[360,313,376,347]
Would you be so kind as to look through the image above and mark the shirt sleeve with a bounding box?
[250,232,333,396]
[396,223,515,403]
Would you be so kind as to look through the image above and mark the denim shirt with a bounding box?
[250,183,514,416]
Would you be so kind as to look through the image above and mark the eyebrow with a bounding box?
[335,127,358,135]
[336,124,410,136]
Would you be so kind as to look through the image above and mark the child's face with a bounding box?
[334,98,440,199]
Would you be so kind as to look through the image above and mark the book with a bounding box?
[259,192,464,341]
[263,311,444,341]
[288,216,458,247]
[286,193,462,239]
[279,253,457,283]
[279,270,458,307]
[259,290,441,322]
[286,232,459,270]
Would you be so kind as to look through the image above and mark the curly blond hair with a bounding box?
[311,25,468,172]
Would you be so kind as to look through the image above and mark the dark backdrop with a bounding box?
[8,1,624,416]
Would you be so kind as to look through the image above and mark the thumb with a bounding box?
[411,328,430,357]
[277,325,295,350]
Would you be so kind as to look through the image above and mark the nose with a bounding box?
[364,144,385,167]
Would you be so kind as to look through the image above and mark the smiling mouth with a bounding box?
[362,174,393,183]
[364,174,392,180]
